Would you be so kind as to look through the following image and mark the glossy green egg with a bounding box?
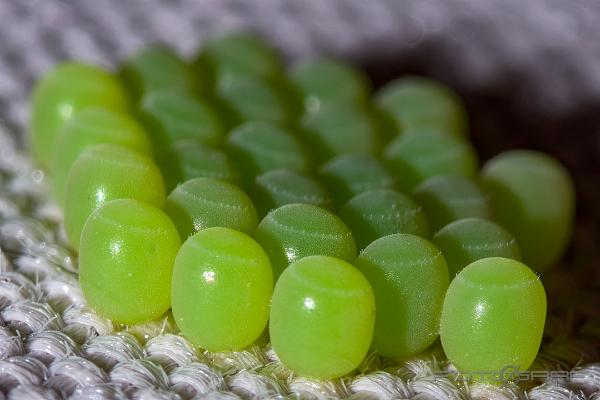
[300,103,382,163]
[64,144,165,250]
[432,218,522,278]
[254,203,356,280]
[31,63,129,167]
[157,140,240,192]
[384,131,478,191]
[440,257,546,378]
[251,169,333,217]
[319,153,397,206]
[172,227,272,351]
[164,177,258,240]
[198,32,283,83]
[270,255,375,379]
[340,189,430,250]
[79,199,180,323]
[413,175,492,232]
[51,108,152,205]
[139,89,225,150]
[120,46,196,100]
[355,234,448,357]
[481,150,575,272]
[217,77,295,126]
[290,58,370,110]
[226,122,311,185]
[375,76,468,136]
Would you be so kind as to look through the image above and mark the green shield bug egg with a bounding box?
[171,227,273,351]
[339,189,430,250]
[375,76,468,136]
[270,255,375,380]
[64,144,165,250]
[481,150,575,272]
[30,62,129,168]
[251,169,333,218]
[440,257,546,378]
[384,131,478,191]
[433,218,522,279]
[254,203,356,280]
[413,175,492,233]
[79,199,180,324]
[51,108,152,206]
[319,153,397,206]
[355,233,449,357]
[163,177,258,241]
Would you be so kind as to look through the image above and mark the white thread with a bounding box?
[350,371,413,399]
[0,300,62,335]
[469,382,525,400]
[109,359,170,396]
[528,383,586,400]
[82,332,145,371]
[569,363,600,396]
[24,330,80,365]
[227,369,287,399]
[145,334,199,373]
[169,362,224,399]
[62,305,114,344]
[6,384,60,400]
[131,387,183,400]
[289,377,351,400]
[0,272,39,310]
[46,356,108,397]
[0,326,24,359]
[38,276,85,313]
[207,345,268,372]
[69,383,128,400]
[0,356,48,391]
[410,376,468,400]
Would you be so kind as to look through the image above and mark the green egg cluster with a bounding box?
[30,32,574,381]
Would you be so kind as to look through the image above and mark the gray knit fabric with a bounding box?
[0,1,599,399]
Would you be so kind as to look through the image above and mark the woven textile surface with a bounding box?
[0,0,599,399]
